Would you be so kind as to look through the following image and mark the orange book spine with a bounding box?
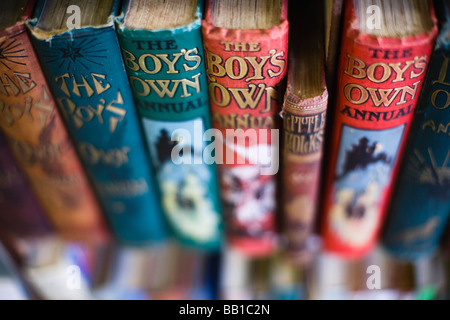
[0,21,109,243]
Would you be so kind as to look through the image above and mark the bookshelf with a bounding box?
[0,0,450,301]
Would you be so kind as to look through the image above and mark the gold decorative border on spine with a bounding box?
[283,89,328,116]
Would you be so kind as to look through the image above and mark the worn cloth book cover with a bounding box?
[320,0,438,258]
[201,0,289,256]
[27,0,169,244]
[0,131,52,238]
[381,0,450,260]
[0,0,109,243]
[115,0,223,251]
[325,0,344,90]
[281,0,328,263]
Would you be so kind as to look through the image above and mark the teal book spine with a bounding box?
[27,0,168,244]
[381,0,450,260]
[116,0,223,250]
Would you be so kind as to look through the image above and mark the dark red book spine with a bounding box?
[282,89,328,262]
[321,0,438,258]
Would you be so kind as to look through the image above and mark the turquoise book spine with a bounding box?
[116,0,223,251]
[381,0,450,260]
[27,0,169,245]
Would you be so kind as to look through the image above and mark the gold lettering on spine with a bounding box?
[58,91,126,133]
[157,53,183,74]
[284,110,326,155]
[206,51,226,80]
[0,74,20,96]
[344,83,369,104]
[225,56,248,80]
[130,76,150,97]
[55,73,71,96]
[431,55,450,110]
[342,53,429,110]
[431,89,450,110]
[262,85,278,113]
[78,142,130,167]
[390,61,415,82]
[72,74,94,97]
[268,49,285,78]
[14,73,36,94]
[367,62,391,83]
[245,56,270,82]
[98,178,149,197]
[229,84,265,110]
[180,73,200,97]
[209,82,230,107]
[122,49,139,71]
[0,85,54,128]
[92,73,111,95]
[182,48,201,71]
[139,53,162,74]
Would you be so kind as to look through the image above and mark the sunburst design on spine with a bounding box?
[0,39,27,70]
[43,38,107,71]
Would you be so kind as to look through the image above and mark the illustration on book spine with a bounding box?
[201,0,289,256]
[116,0,223,250]
[330,125,404,247]
[320,0,438,258]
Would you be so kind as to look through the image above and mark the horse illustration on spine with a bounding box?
[330,125,404,247]
[144,118,220,244]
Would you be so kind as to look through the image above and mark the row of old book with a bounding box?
[4,238,450,300]
[0,0,449,264]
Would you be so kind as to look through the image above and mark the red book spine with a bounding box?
[201,0,289,256]
[0,20,109,243]
[321,0,438,258]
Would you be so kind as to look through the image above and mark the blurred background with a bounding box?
[1,232,450,300]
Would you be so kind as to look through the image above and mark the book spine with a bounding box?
[0,131,52,238]
[381,21,450,260]
[116,4,223,250]
[28,14,168,244]
[282,90,328,260]
[321,0,438,258]
[201,1,289,256]
[281,0,328,262]
[0,23,109,243]
[325,0,344,89]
